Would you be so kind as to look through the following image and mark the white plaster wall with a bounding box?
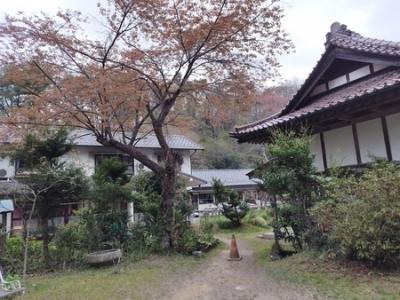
[373,63,388,72]
[328,75,347,89]
[133,149,155,174]
[310,134,324,171]
[357,119,386,163]
[387,112,400,161]
[181,150,192,174]
[324,126,357,167]
[349,65,370,81]
[0,157,15,178]
[56,146,193,177]
[60,147,95,176]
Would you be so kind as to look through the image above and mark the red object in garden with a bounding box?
[228,234,242,261]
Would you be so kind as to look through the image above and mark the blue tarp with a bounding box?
[0,199,14,213]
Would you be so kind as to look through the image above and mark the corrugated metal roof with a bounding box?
[70,131,203,150]
[191,169,258,187]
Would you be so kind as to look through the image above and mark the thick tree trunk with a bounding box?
[160,156,177,248]
[39,217,51,268]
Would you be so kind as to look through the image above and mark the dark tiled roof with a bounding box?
[233,22,400,138]
[327,23,400,56]
[234,68,400,135]
[71,131,203,150]
[191,169,258,187]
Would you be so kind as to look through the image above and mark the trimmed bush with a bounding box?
[313,161,400,267]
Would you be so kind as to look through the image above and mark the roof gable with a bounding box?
[282,22,400,116]
[232,22,400,143]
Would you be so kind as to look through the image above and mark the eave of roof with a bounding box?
[232,67,400,141]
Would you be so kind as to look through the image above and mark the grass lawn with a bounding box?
[212,216,400,300]
[18,245,223,300]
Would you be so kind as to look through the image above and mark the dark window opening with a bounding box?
[198,193,214,205]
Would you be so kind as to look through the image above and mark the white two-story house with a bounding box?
[0,130,203,235]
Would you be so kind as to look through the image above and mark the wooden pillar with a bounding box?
[320,132,328,170]
[381,116,393,161]
[352,124,362,165]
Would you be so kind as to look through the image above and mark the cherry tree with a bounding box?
[0,0,292,246]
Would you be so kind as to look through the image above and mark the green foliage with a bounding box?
[132,171,217,254]
[193,130,263,169]
[312,161,400,267]
[1,236,48,274]
[242,209,270,228]
[92,157,129,185]
[12,128,72,168]
[87,158,134,250]
[176,217,218,254]
[52,222,87,268]
[11,128,88,269]
[212,179,249,227]
[131,172,165,250]
[256,130,320,251]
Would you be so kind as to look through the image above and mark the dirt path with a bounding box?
[161,236,318,300]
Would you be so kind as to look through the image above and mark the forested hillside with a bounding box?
[190,80,300,169]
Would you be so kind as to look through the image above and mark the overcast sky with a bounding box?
[1,0,399,83]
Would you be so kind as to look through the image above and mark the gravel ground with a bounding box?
[160,237,319,300]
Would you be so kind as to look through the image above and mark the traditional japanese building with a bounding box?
[231,22,400,171]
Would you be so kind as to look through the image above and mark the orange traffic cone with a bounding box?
[228,234,242,261]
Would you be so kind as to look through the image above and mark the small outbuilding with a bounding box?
[189,169,267,212]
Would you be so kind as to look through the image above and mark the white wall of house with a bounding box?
[387,112,400,161]
[357,119,387,163]
[310,112,399,169]
[61,147,96,176]
[310,134,324,171]
[0,157,15,178]
[181,151,192,174]
[2,145,193,178]
[328,74,347,89]
[324,126,357,167]
[349,65,370,81]
[310,64,389,97]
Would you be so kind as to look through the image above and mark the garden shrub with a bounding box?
[176,217,218,254]
[52,222,88,269]
[312,161,400,267]
[243,209,270,228]
[255,130,321,252]
[132,171,218,254]
[212,179,249,227]
[2,236,47,274]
